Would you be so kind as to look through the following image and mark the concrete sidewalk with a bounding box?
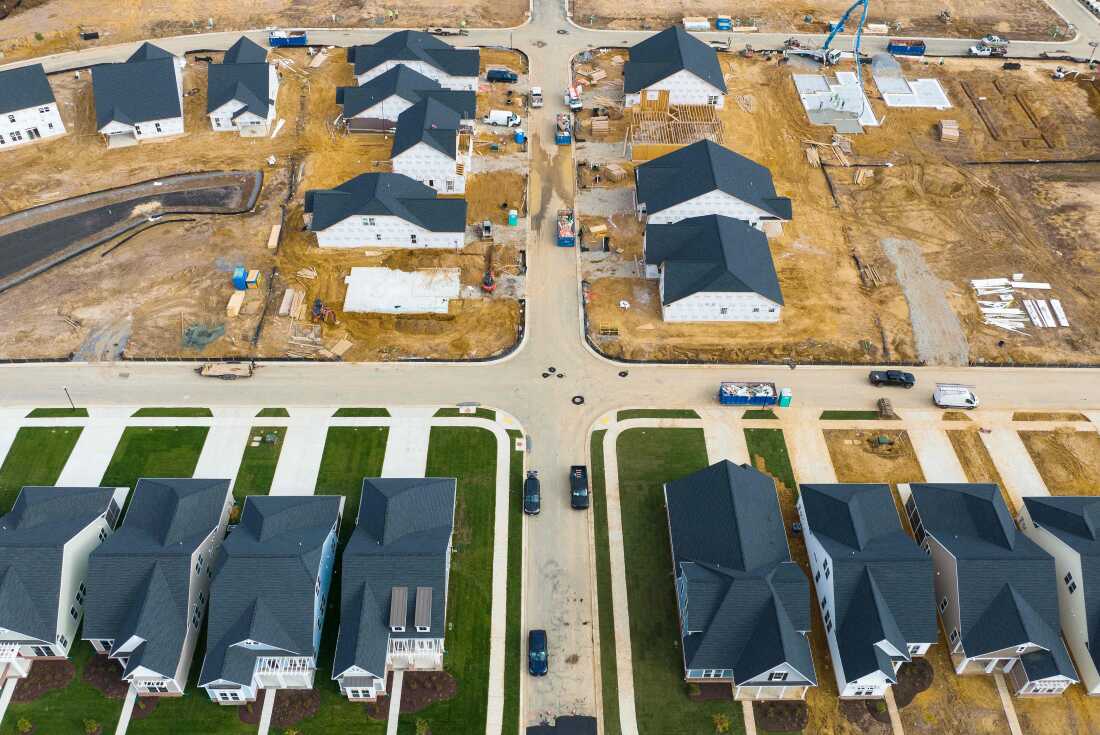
[785,418,838,484]
[380,419,431,477]
[257,689,276,735]
[55,422,127,486]
[114,687,137,735]
[908,427,967,483]
[699,408,748,464]
[193,422,253,489]
[386,670,405,735]
[269,409,332,495]
[980,429,1049,507]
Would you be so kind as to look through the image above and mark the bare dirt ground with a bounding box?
[945,429,1018,511]
[897,640,1010,735]
[0,0,527,63]
[1019,428,1100,494]
[585,54,1100,365]
[823,429,926,485]
[1014,685,1100,735]
[570,0,1070,40]
[0,49,522,361]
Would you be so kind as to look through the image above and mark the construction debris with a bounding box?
[940,119,960,142]
[296,267,318,280]
[226,291,246,317]
[971,275,1066,334]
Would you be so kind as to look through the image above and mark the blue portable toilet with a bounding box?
[232,266,248,290]
[514,129,526,144]
[508,209,519,226]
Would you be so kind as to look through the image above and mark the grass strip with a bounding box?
[591,429,622,735]
[26,407,89,418]
[0,427,83,509]
[744,428,798,493]
[434,407,496,420]
[100,426,209,491]
[742,409,778,420]
[616,409,699,421]
[231,427,286,500]
[502,429,524,735]
[332,408,391,417]
[819,410,883,420]
[132,407,213,418]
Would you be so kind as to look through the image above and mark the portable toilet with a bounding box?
[514,128,526,144]
[508,209,519,226]
[232,266,248,290]
[779,388,793,408]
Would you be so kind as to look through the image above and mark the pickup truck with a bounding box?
[868,370,916,388]
[195,361,255,380]
[529,87,544,108]
[487,69,519,83]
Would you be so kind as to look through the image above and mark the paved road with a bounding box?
[2,0,1100,732]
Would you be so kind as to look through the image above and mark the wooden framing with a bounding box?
[626,104,724,162]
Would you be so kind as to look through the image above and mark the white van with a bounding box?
[482,110,521,127]
[933,384,980,409]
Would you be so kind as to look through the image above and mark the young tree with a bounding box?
[712,712,732,734]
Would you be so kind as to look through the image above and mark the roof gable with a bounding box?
[93,53,180,129]
[0,64,56,115]
[392,97,459,159]
[348,31,479,78]
[624,26,726,94]
[304,173,466,233]
[223,36,269,65]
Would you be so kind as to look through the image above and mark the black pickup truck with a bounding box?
[868,369,916,388]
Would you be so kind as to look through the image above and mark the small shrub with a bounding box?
[687,682,701,696]
[229,504,242,524]
[34,32,44,41]
[284,730,301,735]
[16,719,32,734]
[416,719,431,735]
[84,720,100,735]
[712,713,732,734]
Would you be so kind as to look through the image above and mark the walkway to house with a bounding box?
[698,407,749,464]
[741,701,757,735]
[979,429,1049,509]
[114,687,137,735]
[386,670,405,735]
[193,421,253,490]
[993,673,1025,735]
[883,687,904,735]
[257,689,276,735]
[907,427,967,483]
[55,422,127,486]
[784,414,838,484]
[0,677,18,729]
[268,408,332,495]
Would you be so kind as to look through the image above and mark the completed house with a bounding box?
[83,478,234,697]
[634,140,791,233]
[338,65,476,131]
[664,460,816,699]
[198,495,342,704]
[304,172,467,250]
[0,486,127,682]
[348,31,479,91]
[207,36,280,136]
[0,63,66,149]
[92,42,185,148]
[643,214,783,323]
[392,98,470,195]
[624,25,726,109]
[905,483,1078,696]
[1019,496,1100,695]
[798,484,938,699]
[332,478,456,701]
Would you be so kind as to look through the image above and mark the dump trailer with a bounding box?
[268,30,308,47]
[557,209,576,247]
[555,113,572,145]
[887,38,927,56]
[718,381,779,406]
[196,362,255,380]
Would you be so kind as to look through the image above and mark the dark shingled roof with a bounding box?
[92,43,180,129]
[348,31,479,79]
[332,478,456,680]
[198,496,341,687]
[84,479,230,680]
[624,25,726,94]
[644,215,783,306]
[304,173,466,233]
[665,461,816,684]
[1023,496,1100,678]
[207,38,272,119]
[800,484,938,684]
[392,97,460,159]
[0,486,116,644]
[337,65,476,119]
[0,63,56,115]
[635,140,792,220]
[912,484,1076,681]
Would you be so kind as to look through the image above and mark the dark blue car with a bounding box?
[524,471,541,515]
[528,629,548,676]
[486,68,518,83]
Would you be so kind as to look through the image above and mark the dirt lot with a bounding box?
[571,0,1070,40]
[897,639,1009,735]
[0,0,526,63]
[824,429,927,485]
[585,54,1100,365]
[0,49,522,361]
[1019,428,1100,494]
[1014,685,1100,735]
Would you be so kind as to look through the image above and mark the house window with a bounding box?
[392,626,405,633]
[135,125,142,134]
[38,106,50,113]
[199,592,206,605]
[814,570,821,583]
[154,122,162,133]
[31,646,52,657]
[0,134,5,144]
[410,234,417,244]
[58,634,68,648]
[416,625,430,633]
[939,597,948,613]
[823,560,830,580]
[376,233,382,240]
[196,556,205,574]
[949,629,959,644]
[106,500,120,528]
[70,606,78,620]
[97,640,112,650]
[908,644,921,656]
[720,307,728,315]
[826,619,833,634]
[145,682,169,693]
[99,528,108,542]
[7,114,14,123]
[1065,572,1074,585]
[752,307,760,313]
[364,217,376,226]
[1069,581,1077,594]
[820,596,826,611]
[1065,572,1077,593]
[214,118,221,127]
[768,671,788,682]
[10,130,22,142]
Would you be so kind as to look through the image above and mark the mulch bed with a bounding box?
[271,688,320,729]
[841,698,887,728]
[893,658,934,708]
[365,671,458,719]
[130,697,160,720]
[82,655,129,699]
[687,683,733,702]
[753,700,808,731]
[11,660,75,703]
[238,691,265,725]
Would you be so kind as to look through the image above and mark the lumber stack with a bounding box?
[940,119,959,142]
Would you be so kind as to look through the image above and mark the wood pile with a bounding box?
[851,249,884,288]
[940,119,959,142]
[589,116,610,134]
[805,146,821,168]
[226,291,246,317]
[604,163,626,181]
[278,287,308,320]
[854,168,873,185]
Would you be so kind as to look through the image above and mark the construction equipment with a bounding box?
[555,113,573,145]
[557,209,576,247]
[786,0,869,67]
[478,220,493,240]
[481,243,497,293]
[311,298,338,325]
[969,36,1008,57]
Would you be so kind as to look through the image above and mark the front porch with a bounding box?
[734,683,810,701]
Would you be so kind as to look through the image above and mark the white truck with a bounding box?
[933,383,980,409]
[529,87,544,108]
[482,109,522,127]
[969,34,1008,57]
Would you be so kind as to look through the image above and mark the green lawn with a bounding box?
[819,410,884,420]
[314,427,389,538]
[332,408,391,417]
[591,429,622,735]
[616,428,744,735]
[0,427,83,509]
[743,409,779,420]
[100,427,209,490]
[231,427,286,500]
[26,407,89,418]
[256,407,289,417]
[744,429,798,493]
[502,429,524,734]
[132,408,214,417]
[616,409,699,421]
[433,407,496,420]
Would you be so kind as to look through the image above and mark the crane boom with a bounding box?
[822,0,871,54]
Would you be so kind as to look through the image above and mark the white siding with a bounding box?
[660,287,780,323]
[312,214,464,250]
[392,142,466,194]
[643,190,780,229]
[624,69,725,109]
[350,95,415,123]
[0,103,66,149]
[355,60,476,91]
[99,60,185,142]
[209,65,280,136]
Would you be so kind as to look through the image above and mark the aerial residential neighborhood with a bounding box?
[2,1,1100,734]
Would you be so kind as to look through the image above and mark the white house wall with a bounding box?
[660,287,780,323]
[644,190,777,228]
[313,214,464,250]
[209,65,280,135]
[625,69,725,109]
[0,102,66,149]
[355,60,477,91]
[392,142,465,194]
[351,95,415,123]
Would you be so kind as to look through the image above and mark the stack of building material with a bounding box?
[971,276,1066,333]
[226,291,246,317]
[589,116,609,134]
[604,163,626,181]
[940,120,959,142]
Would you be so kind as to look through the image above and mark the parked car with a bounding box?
[529,86,544,107]
[933,383,980,409]
[523,471,541,515]
[528,629,549,676]
[868,369,915,388]
[569,465,590,510]
[486,68,518,83]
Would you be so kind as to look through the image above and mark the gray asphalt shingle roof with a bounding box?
[333,478,456,679]
[392,97,460,159]
[800,484,938,683]
[665,461,815,683]
[912,484,1076,681]
[198,496,341,687]
[0,63,56,115]
[304,172,466,233]
[635,140,792,219]
[208,38,272,119]
[84,479,229,680]
[92,43,180,129]
[0,486,115,644]
[645,215,783,305]
[624,26,726,94]
[337,65,476,119]
[348,31,479,79]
